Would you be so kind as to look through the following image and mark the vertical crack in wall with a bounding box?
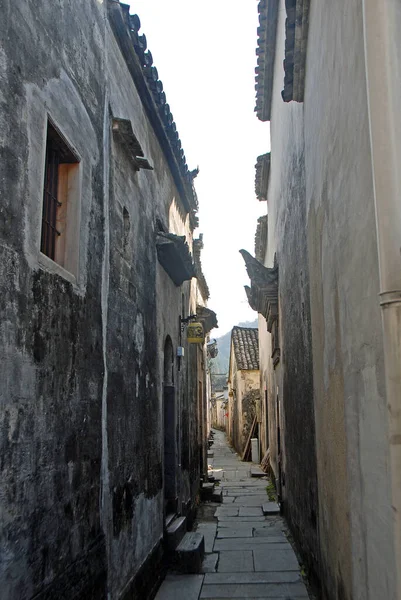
[100,23,111,596]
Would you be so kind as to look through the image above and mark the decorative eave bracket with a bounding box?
[112,118,153,171]
[240,249,278,332]
[255,153,270,201]
[156,232,196,286]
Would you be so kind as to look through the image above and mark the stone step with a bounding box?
[165,513,176,528]
[166,515,187,550]
[211,489,223,503]
[251,466,267,478]
[175,532,205,573]
[262,502,280,515]
[154,574,204,600]
[200,482,215,501]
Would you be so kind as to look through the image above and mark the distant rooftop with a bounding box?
[231,327,259,371]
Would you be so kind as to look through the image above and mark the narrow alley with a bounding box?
[2,1,401,599]
[155,429,309,599]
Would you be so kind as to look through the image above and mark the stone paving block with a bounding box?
[204,571,303,584]
[225,490,268,497]
[216,528,253,538]
[214,539,289,551]
[253,547,300,572]
[217,516,266,523]
[196,523,217,553]
[262,502,280,515]
[218,520,267,529]
[253,528,285,539]
[238,506,263,517]
[200,582,309,598]
[233,496,269,506]
[215,506,239,517]
[201,553,219,573]
[217,550,254,573]
[154,574,204,600]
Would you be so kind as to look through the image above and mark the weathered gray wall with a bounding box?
[0,3,204,598]
[0,2,107,598]
[304,1,395,598]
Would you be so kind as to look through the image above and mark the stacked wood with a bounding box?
[242,415,258,461]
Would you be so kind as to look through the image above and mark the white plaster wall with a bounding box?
[304,1,395,597]
[263,0,396,597]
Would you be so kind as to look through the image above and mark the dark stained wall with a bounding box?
[0,1,107,598]
[0,2,205,599]
[277,151,320,585]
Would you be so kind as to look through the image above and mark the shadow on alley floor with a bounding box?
[154,429,312,599]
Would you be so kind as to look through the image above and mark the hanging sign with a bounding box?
[187,321,204,344]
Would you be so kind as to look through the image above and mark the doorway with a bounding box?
[163,336,176,513]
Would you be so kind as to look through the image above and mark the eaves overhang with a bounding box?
[108,1,199,229]
[156,232,196,286]
[255,0,279,122]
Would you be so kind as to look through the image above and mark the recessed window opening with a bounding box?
[40,121,80,274]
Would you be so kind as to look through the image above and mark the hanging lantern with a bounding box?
[187,321,204,344]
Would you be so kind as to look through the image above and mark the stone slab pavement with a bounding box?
[155,429,309,599]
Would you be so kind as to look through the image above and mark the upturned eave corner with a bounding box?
[255,0,280,122]
[240,249,278,332]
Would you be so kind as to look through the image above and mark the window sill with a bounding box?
[38,252,77,286]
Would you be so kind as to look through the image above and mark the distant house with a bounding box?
[227,327,260,455]
[210,387,228,431]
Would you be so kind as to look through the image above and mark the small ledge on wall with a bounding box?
[156,232,196,286]
[112,117,153,171]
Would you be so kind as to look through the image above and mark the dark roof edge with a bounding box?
[282,0,310,103]
[193,235,210,301]
[108,1,198,228]
[255,0,279,122]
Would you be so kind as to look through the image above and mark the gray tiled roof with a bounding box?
[231,327,259,371]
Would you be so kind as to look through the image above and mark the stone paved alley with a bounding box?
[155,430,309,600]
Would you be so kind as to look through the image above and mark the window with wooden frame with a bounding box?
[40,121,81,276]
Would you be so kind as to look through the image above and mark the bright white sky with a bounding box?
[129,1,270,335]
